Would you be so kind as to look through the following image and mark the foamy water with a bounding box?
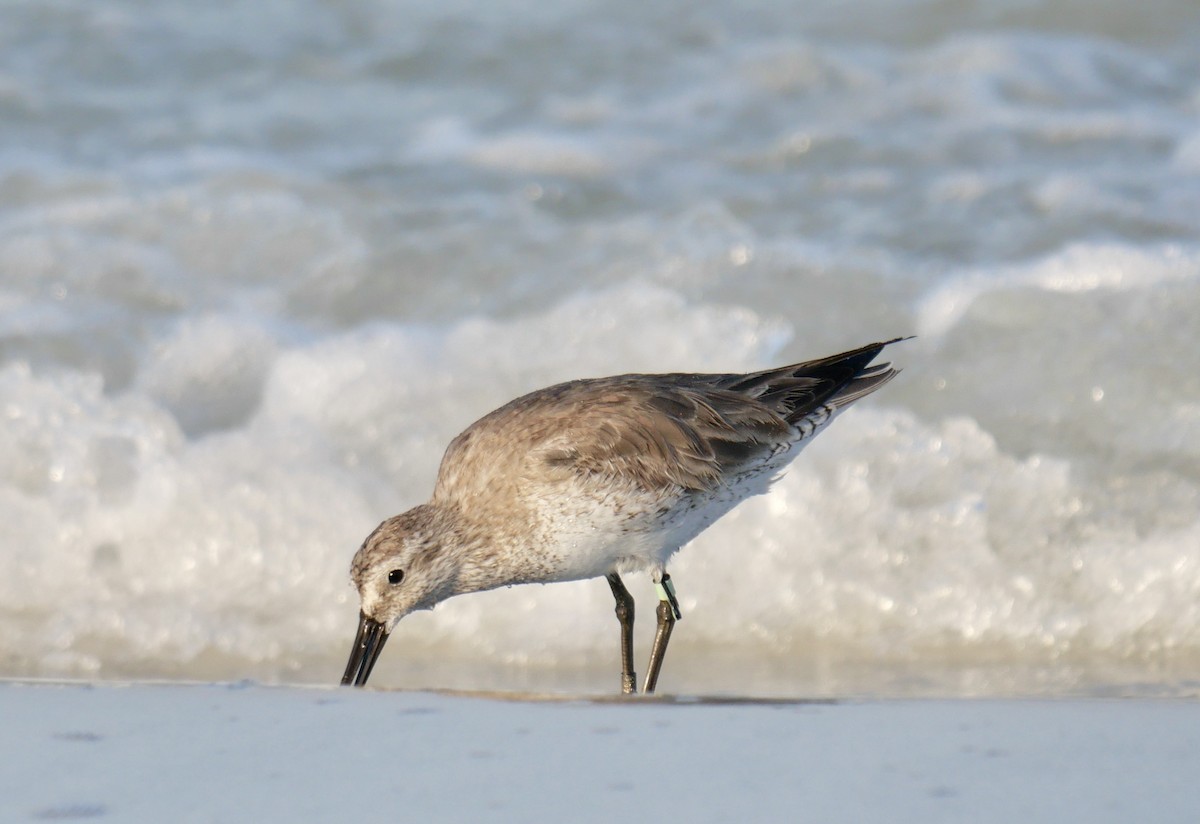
[2,0,1199,696]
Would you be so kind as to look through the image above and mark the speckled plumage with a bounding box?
[342,338,906,692]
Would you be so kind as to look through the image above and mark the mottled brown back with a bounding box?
[433,339,905,501]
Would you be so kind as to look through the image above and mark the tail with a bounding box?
[716,337,909,425]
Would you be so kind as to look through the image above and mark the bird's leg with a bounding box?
[605,573,637,695]
[642,572,682,695]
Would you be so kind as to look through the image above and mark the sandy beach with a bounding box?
[4,2,1200,822]
[5,680,1199,823]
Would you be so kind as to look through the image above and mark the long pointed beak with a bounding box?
[341,610,390,687]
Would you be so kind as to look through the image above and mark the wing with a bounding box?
[533,380,796,492]
[433,338,907,501]
[672,337,907,424]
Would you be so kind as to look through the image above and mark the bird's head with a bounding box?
[340,506,457,687]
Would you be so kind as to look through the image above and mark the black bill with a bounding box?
[341,610,389,687]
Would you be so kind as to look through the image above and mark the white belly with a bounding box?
[525,462,782,584]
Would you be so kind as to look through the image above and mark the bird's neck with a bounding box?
[425,501,532,596]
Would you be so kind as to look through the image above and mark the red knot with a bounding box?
[342,338,907,694]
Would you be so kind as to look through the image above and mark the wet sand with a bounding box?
[5,680,1199,823]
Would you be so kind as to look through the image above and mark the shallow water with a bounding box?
[2,0,1199,697]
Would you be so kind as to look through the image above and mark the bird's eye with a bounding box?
[387,569,404,585]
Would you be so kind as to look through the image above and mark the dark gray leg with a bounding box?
[642,572,682,695]
[605,573,637,695]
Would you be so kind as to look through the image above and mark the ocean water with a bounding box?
[2,0,1199,697]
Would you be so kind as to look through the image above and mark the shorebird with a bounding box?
[342,338,906,694]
